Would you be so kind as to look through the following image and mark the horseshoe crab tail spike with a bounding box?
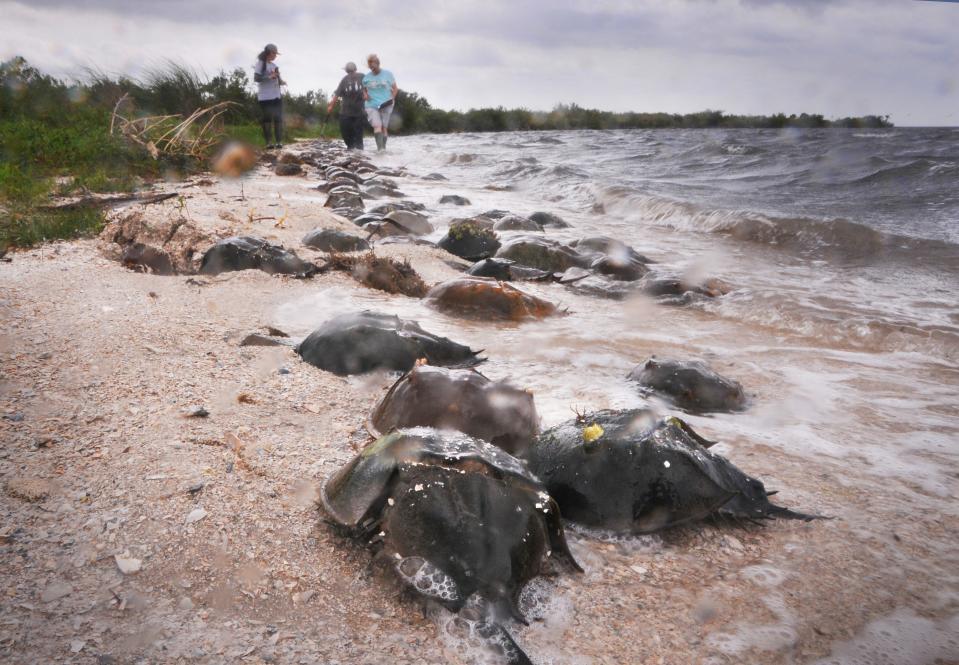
[487,624,533,665]
[543,497,584,573]
[455,595,534,665]
[767,503,831,522]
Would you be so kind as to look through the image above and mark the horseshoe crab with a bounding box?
[121,243,175,275]
[525,409,822,533]
[528,211,570,228]
[493,215,543,233]
[439,194,471,206]
[568,236,652,265]
[322,428,582,664]
[569,236,651,281]
[437,220,501,260]
[302,229,370,253]
[426,277,559,321]
[639,276,731,303]
[326,253,428,297]
[383,210,433,235]
[628,358,747,414]
[324,188,365,211]
[495,236,589,273]
[467,258,551,282]
[295,311,482,376]
[199,236,320,277]
[369,365,539,455]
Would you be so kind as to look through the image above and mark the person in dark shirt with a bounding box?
[327,62,366,150]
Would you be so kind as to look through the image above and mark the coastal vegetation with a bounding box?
[0,56,892,251]
[390,91,892,133]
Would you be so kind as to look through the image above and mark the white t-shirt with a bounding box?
[254,60,281,101]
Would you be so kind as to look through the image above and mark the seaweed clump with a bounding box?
[328,251,429,298]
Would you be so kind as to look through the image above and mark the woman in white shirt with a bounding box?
[253,43,285,149]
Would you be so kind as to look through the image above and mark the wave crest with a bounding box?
[597,188,959,265]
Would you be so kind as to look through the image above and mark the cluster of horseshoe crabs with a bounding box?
[101,141,825,664]
[319,366,823,663]
[263,143,823,664]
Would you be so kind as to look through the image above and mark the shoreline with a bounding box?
[1,138,957,665]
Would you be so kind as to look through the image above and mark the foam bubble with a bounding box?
[707,591,798,656]
[394,556,461,604]
[740,564,790,588]
[810,608,959,665]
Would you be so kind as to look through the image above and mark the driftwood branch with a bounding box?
[39,192,178,212]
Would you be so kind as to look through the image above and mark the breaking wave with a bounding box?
[596,187,959,267]
[843,158,957,185]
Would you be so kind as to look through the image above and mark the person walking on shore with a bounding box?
[362,54,397,151]
[253,43,285,149]
[327,62,366,150]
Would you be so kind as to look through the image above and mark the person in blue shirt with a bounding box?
[362,54,397,151]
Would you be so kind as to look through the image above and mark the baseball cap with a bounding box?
[344,62,357,73]
[264,43,280,54]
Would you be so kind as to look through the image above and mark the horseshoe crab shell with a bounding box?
[525,409,822,533]
[368,365,539,455]
[322,428,581,664]
[295,311,483,376]
[495,235,589,273]
[426,277,559,321]
[199,236,319,277]
[627,358,748,414]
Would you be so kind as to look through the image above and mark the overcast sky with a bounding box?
[2,0,957,125]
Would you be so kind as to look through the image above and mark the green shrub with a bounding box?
[1,204,104,250]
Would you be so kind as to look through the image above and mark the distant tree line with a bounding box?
[389,92,892,133]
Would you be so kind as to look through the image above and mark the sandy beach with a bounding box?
[1,139,957,665]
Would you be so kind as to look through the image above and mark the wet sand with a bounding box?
[1,141,957,665]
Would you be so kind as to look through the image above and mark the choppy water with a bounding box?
[278,128,958,664]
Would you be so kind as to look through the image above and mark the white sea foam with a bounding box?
[811,609,959,665]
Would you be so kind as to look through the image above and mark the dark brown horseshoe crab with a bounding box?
[322,428,582,665]
[426,277,559,321]
[368,365,539,455]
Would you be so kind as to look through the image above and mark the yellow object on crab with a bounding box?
[582,423,604,443]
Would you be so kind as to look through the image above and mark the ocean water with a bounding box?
[278,125,959,503]
[278,128,959,664]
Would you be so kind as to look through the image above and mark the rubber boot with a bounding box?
[374,133,385,151]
